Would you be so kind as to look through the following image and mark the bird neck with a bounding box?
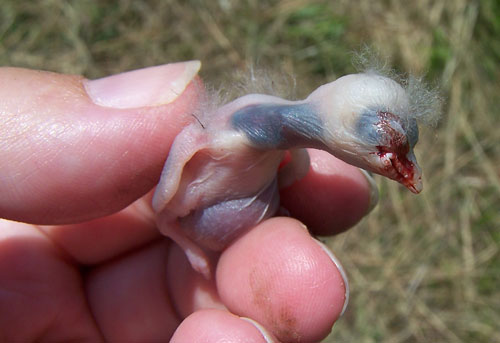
[231,102,329,151]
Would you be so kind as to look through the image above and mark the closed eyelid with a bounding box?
[355,110,382,145]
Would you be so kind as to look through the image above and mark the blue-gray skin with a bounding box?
[152,72,422,278]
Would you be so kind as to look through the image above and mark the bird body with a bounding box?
[153,72,429,277]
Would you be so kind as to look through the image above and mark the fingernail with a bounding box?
[314,239,350,317]
[240,317,276,343]
[84,61,201,109]
[359,169,379,214]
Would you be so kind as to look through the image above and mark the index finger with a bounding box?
[280,149,379,236]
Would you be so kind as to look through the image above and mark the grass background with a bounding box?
[1,0,498,341]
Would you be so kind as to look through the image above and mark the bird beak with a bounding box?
[377,150,423,194]
[403,163,422,193]
[394,151,423,194]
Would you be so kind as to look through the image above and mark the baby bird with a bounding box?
[153,70,432,278]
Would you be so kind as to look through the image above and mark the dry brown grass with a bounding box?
[1,0,498,342]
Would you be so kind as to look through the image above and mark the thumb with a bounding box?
[0,61,202,224]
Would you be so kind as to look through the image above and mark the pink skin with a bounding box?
[0,64,373,342]
[280,149,373,235]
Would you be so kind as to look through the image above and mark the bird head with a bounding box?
[308,72,423,193]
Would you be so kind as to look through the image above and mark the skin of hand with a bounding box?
[0,63,375,342]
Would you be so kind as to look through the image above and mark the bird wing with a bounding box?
[152,123,210,213]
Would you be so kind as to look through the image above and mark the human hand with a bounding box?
[0,63,376,342]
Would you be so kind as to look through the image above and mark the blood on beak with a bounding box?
[377,150,423,194]
[392,152,423,194]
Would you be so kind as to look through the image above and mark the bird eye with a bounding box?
[356,110,417,156]
[374,111,412,156]
[355,110,383,145]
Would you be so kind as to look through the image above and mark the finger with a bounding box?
[86,240,179,341]
[0,62,202,224]
[280,149,379,235]
[166,243,225,318]
[216,217,348,343]
[171,309,277,343]
[40,197,160,265]
[0,219,102,341]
